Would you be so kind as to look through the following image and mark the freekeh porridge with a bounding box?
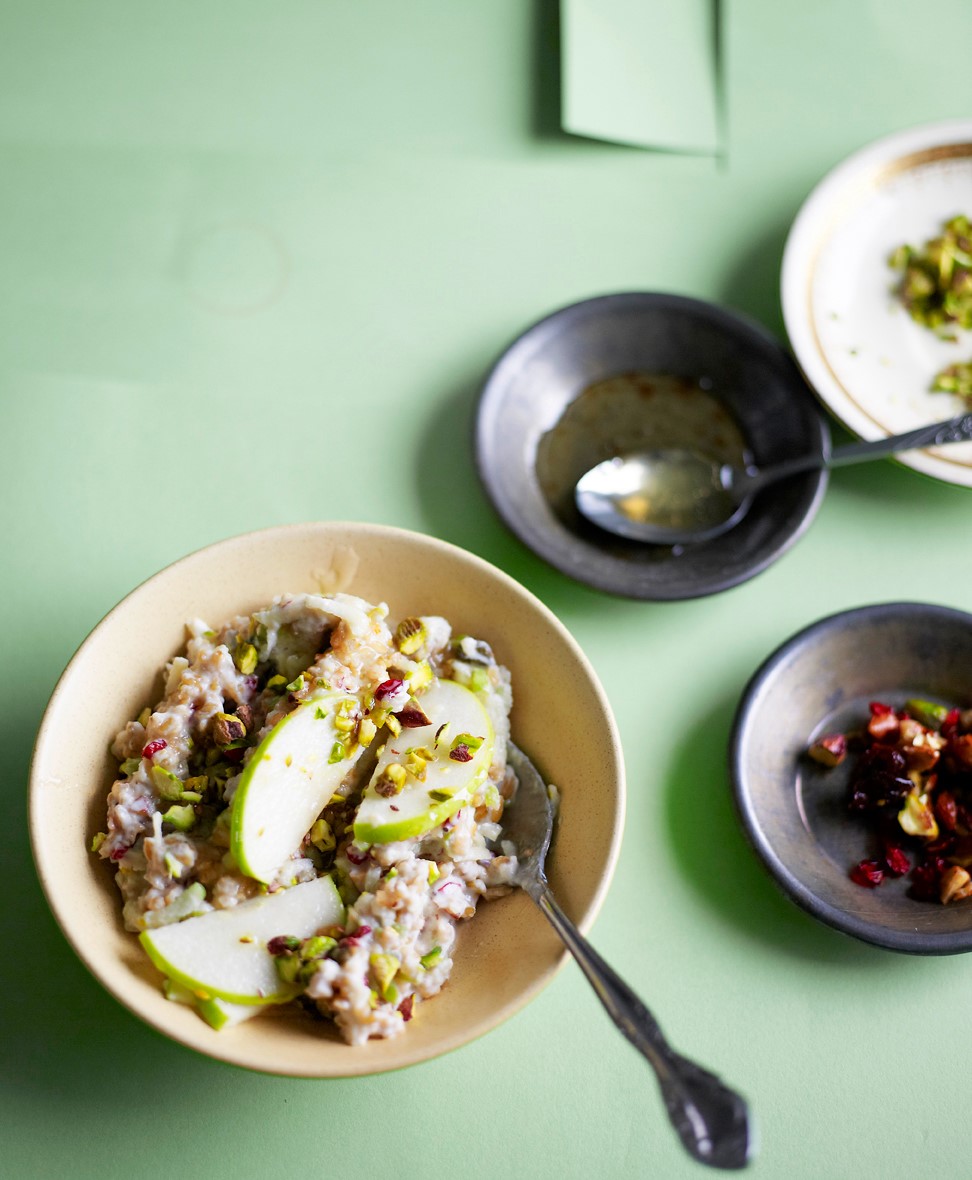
[93,592,518,1044]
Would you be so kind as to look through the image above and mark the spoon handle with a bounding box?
[827,412,972,466]
[525,879,751,1170]
[742,412,972,493]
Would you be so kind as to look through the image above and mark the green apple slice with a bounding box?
[139,874,344,1005]
[231,689,368,883]
[196,995,263,1030]
[164,978,263,1029]
[354,679,494,845]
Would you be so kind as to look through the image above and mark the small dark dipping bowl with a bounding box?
[730,603,972,954]
[475,292,828,600]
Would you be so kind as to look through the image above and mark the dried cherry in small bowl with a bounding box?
[729,602,972,954]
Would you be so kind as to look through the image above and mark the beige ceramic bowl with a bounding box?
[30,523,624,1076]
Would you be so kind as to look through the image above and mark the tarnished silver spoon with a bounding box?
[574,412,972,545]
[504,742,752,1170]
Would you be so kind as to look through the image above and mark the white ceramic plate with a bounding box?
[782,120,972,487]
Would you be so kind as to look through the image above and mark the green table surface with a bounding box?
[4,4,972,1177]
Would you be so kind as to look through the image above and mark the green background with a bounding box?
[4,3,971,1177]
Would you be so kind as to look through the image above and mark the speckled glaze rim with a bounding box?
[729,601,972,954]
[29,522,626,1075]
[475,291,829,601]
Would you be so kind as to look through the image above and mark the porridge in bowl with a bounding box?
[94,591,517,1045]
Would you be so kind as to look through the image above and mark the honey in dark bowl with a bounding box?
[536,372,751,555]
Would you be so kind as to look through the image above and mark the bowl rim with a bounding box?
[475,290,830,602]
[729,599,972,954]
[29,521,626,1073]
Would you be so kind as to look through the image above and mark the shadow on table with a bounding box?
[716,215,793,338]
[528,0,563,142]
[1,690,234,1106]
[663,697,892,967]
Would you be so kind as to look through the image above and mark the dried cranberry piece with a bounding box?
[375,679,405,702]
[398,994,414,1022]
[449,744,473,763]
[883,844,911,877]
[345,844,368,866]
[141,738,167,760]
[340,924,372,946]
[869,701,894,716]
[943,708,962,739]
[847,745,912,813]
[909,855,946,901]
[109,844,131,862]
[850,859,885,888]
[267,935,299,956]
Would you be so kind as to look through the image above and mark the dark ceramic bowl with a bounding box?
[475,292,829,600]
[730,602,972,954]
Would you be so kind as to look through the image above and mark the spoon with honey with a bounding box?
[575,413,972,545]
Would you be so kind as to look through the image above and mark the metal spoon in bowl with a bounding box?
[504,742,752,1170]
[574,412,972,546]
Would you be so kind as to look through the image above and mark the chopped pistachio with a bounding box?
[468,668,490,694]
[274,956,302,984]
[385,713,402,737]
[310,818,336,853]
[932,360,972,401]
[905,699,949,729]
[375,763,408,797]
[286,674,305,693]
[303,935,337,959]
[299,961,321,985]
[233,640,258,676]
[394,617,428,656]
[151,765,186,801]
[890,214,972,331]
[212,711,246,747]
[266,674,288,692]
[137,707,152,728]
[420,946,442,971]
[370,952,401,1000]
[427,863,440,885]
[898,789,939,840]
[328,740,347,765]
[315,705,328,720]
[239,934,255,944]
[357,717,378,747]
[162,804,196,832]
[405,746,434,781]
[90,831,107,853]
[406,660,433,694]
[119,757,142,776]
[429,789,453,802]
[433,722,450,748]
[334,711,356,735]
